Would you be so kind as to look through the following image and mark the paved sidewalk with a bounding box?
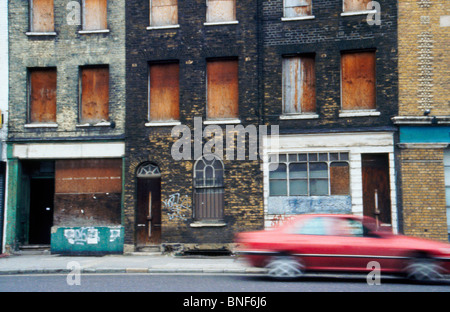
[0,253,267,275]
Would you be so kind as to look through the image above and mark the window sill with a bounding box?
[76,121,112,127]
[24,123,58,128]
[147,25,180,30]
[339,110,380,117]
[145,121,182,127]
[204,21,239,26]
[78,29,110,34]
[340,10,377,17]
[280,113,319,120]
[26,32,57,36]
[281,16,315,21]
[203,119,241,125]
[190,221,227,228]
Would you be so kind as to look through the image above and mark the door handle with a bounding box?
[137,224,146,227]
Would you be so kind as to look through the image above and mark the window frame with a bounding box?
[282,0,315,21]
[282,54,317,117]
[78,65,110,125]
[193,155,225,221]
[80,0,109,33]
[339,50,378,116]
[205,0,238,25]
[29,0,56,35]
[148,0,179,29]
[269,152,351,197]
[27,67,58,126]
[147,61,180,124]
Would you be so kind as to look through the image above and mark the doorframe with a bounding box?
[135,163,162,247]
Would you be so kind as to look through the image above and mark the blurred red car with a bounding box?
[235,214,450,281]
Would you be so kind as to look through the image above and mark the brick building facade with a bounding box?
[5,0,126,254]
[393,0,449,242]
[260,0,399,230]
[124,0,263,252]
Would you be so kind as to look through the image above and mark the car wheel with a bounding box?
[265,256,304,280]
[405,256,443,282]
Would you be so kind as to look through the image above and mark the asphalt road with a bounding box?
[1,273,449,292]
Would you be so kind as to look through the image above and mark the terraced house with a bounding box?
[260,0,399,230]
[5,0,126,254]
[124,0,263,253]
[394,0,450,242]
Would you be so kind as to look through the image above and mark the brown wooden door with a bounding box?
[362,154,391,226]
[136,178,161,246]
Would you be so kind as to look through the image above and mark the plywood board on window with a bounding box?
[341,51,376,110]
[330,162,350,195]
[32,0,54,32]
[207,0,236,23]
[283,56,316,114]
[30,68,57,123]
[149,62,180,121]
[207,59,239,119]
[284,0,311,17]
[55,159,122,194]
[81,66,109,123]
[343,0,371,12]
[84,0,107,30]
[151,0,178,26]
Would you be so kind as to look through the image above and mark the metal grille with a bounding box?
[194,156,224,220]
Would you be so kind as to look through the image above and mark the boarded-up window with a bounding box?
[343,0,371,12]
[31,0,54,32]
[149,62,180,121]
[206,0,236,23]
[80,66,109,123]
[150,0,178,26]
[283,56,316,114]
[207,59,239,119]
[29,68,57,123]
[284,0,312,17]
[54,159,122,226]
[341,51,376,110]
[330,162,350,195]
[83,0,107,30]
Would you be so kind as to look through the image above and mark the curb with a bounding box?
[0,268,268,275]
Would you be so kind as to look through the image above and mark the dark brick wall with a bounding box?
[261,0,398,132]
[124,0,264,248]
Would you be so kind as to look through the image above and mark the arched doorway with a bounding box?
[136,163,161,246]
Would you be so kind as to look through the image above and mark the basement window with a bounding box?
[79,66,110,124]
[28,68,57,125]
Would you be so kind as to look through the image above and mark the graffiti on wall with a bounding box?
[63,227,122,245]
[163,193,190,221]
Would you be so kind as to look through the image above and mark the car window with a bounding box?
[295,217,329,235]
[329,218,364,237]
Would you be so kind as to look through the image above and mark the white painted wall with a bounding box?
[0,0,8,161]
[262,132,398,233]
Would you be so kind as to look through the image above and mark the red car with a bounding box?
[235,214,450,281]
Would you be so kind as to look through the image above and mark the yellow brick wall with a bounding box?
[398,0,450,116]
[400,147,448,242]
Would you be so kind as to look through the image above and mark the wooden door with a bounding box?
[136,178,161,245]
[362,154,391,227]
[28,178,54,245]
